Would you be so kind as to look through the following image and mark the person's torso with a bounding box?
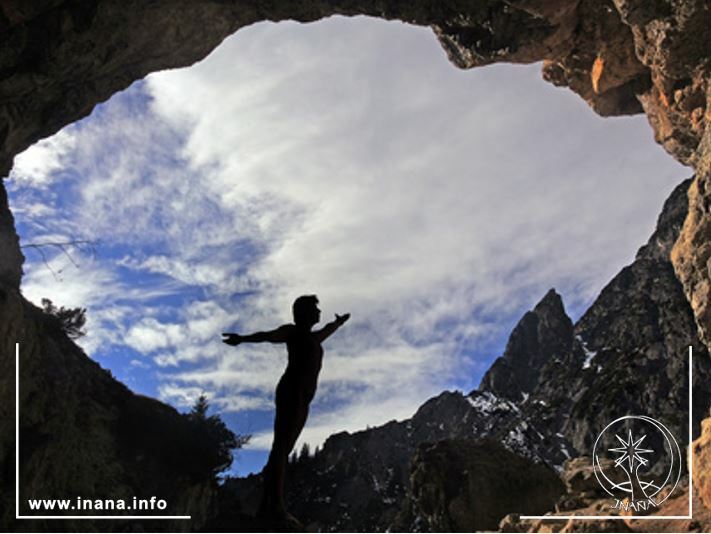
[285,327,323,390]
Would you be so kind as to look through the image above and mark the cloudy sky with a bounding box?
[8,16,687,475]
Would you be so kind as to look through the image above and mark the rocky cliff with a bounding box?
[0,0,709,347]
[501,457,711,533]
[392,439,564,532]
[0,281,225,531]
[527,177,710,456]
[223,176,709,531]
[479,288,574,402]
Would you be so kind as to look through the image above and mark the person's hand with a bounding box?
[222,333,242,346]
[335,313,350,326]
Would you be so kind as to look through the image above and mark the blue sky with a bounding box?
[7,16,687,476]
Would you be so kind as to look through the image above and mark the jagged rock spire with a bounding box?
[479,288,573,401]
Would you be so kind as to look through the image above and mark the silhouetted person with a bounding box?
[222,295,350,524]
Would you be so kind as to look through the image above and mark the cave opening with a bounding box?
[5,16,690,477]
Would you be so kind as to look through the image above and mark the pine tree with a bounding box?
[299,442,310,461]
[41,298,87,339]
[186,394,249,477]
[191,394,210,419]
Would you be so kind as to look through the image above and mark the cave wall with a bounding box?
[0,0,708,343]
[0,1,708,529]
[0,282,219,530]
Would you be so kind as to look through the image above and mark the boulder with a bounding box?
[395,439,565,532]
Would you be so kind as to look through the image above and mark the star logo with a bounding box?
[592,415,681,509]
[608,430,654,472]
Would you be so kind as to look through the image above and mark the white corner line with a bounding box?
[15,342,19,520]
[16,516,192,520]
[522,345,694,522]
[15,342,191,521]
[689,344,693,518]
[518,515,693,521]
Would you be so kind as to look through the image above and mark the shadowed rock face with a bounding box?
[673,133,711,348]
[0,0,708,346]
[0,290,223,531]
[480,289,574,402]
[529,178,711,457]
[392,439,565,532]
[0,184,22,287]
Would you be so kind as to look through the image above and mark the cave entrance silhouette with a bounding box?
[5,13,691,532]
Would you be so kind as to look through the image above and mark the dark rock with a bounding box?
[555,456,628,513]
[0,183,22,288]
[637,178,695,262]
[560,457,606,497]
[480,289,573,402]
[0,0,705,171]
[505,178,710,468]
[0,286,224,531]
[393,439,564,532]
[562,178,710,454]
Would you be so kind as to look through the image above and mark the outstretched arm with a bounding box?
[222,325,292,346]
[314,313,350,343]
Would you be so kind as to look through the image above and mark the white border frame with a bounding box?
[16,343,695,521]
[521,345,694,521]
[15,342,191,520]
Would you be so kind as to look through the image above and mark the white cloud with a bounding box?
[21,252,125,354]
[158,383,209,408]
[9,16,689,463]
[139,17,686,447]
[126,317,184,353]
[19,247,181,355]
[145,18,686,326]
[22,252,116,309]
[126,256,231,288]
[9,130,76,188]
[123,300,235,365]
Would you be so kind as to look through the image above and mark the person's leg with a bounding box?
[267,411,291,514]
[259,383,301,517]
[270,399,309,513]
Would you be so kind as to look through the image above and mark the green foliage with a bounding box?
[41,298,87,339]
[186,395,250,477]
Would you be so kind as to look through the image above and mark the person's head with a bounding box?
[292,295,320,327]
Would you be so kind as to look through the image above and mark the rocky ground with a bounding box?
[501,461,711,533]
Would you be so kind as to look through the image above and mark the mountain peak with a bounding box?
[478,289,573,401]
[534,288,563,312]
